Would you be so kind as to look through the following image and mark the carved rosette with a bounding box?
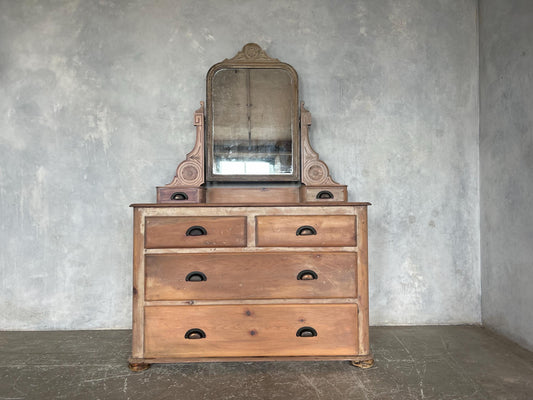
[166,102,205,187]
[300,102,340,186]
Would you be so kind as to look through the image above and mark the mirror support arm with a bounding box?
[156,102,206,203]
[300,102,341,187]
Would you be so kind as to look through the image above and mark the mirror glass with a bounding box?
[211,68,295,178]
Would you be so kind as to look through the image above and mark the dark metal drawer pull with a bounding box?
[186,226,207,236]
[316,190,334,199]
[185,328,206,339]
[186,271,207,282]
[171,192,189,201]
[296,226,317,236]
[296,327,317,337]
[297,270,318,280]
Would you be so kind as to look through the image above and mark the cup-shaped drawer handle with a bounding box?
[316,190,334,199]
[186,226,207,236]
[185,328,206,339]
[171,192,189,201]
[186,271,207,282]
[296,327,317,337]
[297,270,318,280]
[296,226,317,236]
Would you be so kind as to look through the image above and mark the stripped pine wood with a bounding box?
[255,215,356,247]
[129,204,372,368]
[144,304,358,358]
[145,252,357,300]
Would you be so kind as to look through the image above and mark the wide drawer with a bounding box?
[144,304,358,358]
[145,216,246,248]
[145,253,357,300]
[255,215,356,247]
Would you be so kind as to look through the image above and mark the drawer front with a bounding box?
[256,215,356,247]
[144,304,358,358]
[145,216,246,248]
[145,253,357,300]
[301,186,347,202]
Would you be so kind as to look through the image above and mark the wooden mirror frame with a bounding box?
[205,43,300,182]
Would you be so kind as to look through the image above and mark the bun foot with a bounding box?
[351,359,374,369]
[128,362,151,372]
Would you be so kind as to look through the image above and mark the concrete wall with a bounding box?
[480,0,533,351]
[0,0,480,330]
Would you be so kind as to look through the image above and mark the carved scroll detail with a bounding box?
[165,102,205,187]
[300,102,340,186]
[225,43,280,63]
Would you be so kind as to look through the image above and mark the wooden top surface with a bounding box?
[131,202,371,208]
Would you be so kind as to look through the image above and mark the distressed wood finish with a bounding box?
[300,102,343,188]
[145,216,246,248]
[145,252,357,300]
[144,304,358,358]
[129,354,373,364]
[255,215,356,247]
[206,44,300,183]
[132,44,371,370]
[356,205,370,355]
[131,208,145,359]
[157,187,206,204]
[206,186,300,203]
[129,204,371,368]
[156,102,205,202]
[300,185,348,203]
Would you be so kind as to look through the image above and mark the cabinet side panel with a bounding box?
[132,208,145,358]
[355,206,370,355]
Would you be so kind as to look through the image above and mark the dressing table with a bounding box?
[129,43,373,370]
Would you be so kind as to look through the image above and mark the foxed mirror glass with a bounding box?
[206,44,299,182]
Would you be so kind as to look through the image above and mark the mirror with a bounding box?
[211,69,294,176]
[206,44,299,182]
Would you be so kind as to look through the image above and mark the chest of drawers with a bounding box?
[129,203,372,369]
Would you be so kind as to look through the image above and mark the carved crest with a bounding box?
[225,43,280,63]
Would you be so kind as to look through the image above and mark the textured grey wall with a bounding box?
[0,0,480,329]
[480,0,533,351]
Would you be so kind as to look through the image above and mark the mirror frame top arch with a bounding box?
[206,43,300,182]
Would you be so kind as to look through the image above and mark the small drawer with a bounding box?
[300,186,348,202]
[145,216,246,248]
[144,304,358,358]
[145,252,357,300]
[255,215,356,247]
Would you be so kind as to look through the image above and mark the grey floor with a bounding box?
[0,326,532,400]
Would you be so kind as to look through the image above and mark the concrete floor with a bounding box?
[0,326,532,400]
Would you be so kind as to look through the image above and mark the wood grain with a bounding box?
[131,202,371,209]
[131,208,145,358]
[300,185,348,202]
[131,204,370,365]
[144,304,358,358]
[145,216,246,248]
[255,215,356,247]
[355,206,370,355]
[206,186,300,203]
[145,252,357,300]
[157,187,206,203]
[129,353,374,364]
